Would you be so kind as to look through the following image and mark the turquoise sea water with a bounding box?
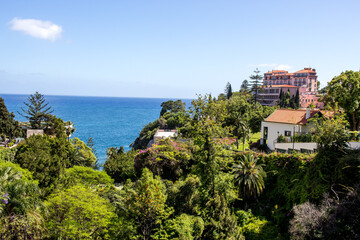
[1,94,192,165]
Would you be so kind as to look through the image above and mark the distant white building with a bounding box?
[153,129,178,142]
[261,108,333,151]
[26,129,44,138]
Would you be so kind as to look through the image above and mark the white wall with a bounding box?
[261,121,303,150]
[274,142,317,151]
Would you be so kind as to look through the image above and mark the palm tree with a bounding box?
[233,153,266,202]
[0,166,45,239]
[0,166,43,216]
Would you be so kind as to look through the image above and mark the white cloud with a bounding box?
[9,18,62,41]
[251,64,293,71]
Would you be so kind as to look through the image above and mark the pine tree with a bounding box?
[18,92,53,129]
[295,89,300,109]
[279,89,284,108]
[240,80,249,92]
[285,89,291,108]
[249,68,263,103]
[224,82,233,99]
[290,95,295,109]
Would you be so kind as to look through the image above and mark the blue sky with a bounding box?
[1,0,359,98]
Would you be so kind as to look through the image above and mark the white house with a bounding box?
[260,108,333,151]
[153,129,178,142]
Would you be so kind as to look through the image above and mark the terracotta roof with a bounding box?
[276,85,298,88]
[266,70,289,74]
[294,68,316,73]
[265,109,321,125]
[261,85,298,89]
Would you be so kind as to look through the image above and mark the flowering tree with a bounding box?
[134,139,191,181]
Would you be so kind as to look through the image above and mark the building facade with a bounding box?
[258,68,322,108]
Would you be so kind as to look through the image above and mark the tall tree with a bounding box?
[45,185,116,239]
[285,89,291,107]
[224,82,233,99]
[324,70,360,131]
[18,92,53,129]
[294,89,300,109]
[188,95,227,197]
[124,168,173,240]
[233,153,266,204]
[249,68,263,103]
[0,97,21,142]
[240,80,249,92]
[160,100,186,117]
[279,89,284,108]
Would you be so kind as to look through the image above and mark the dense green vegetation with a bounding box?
[0,75,359,240]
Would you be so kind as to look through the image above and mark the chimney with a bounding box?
[306,108,311,119]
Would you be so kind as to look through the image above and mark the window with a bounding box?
[284,130,291,136]
[264,127,268,140]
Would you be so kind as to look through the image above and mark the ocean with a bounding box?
[1,94,193,165]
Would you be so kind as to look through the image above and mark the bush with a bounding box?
[0,147,17,162]
[237,209,281,240]
[276,135,287,143]
[45,185,117,239]
[134,139,192,181]
[292,133,315,143]
[104,147,137,183]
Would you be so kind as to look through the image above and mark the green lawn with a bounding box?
[235,132,261,151]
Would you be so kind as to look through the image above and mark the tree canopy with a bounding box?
[324,70,360,130]
[19,92,53,129]
[0,97,21,141]
[249,68,263,103]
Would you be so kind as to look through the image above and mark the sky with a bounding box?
[0,0,359,99]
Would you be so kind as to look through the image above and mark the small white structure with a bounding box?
[26,129,44,138]
[261,108,333,151]
[153,129,178,142]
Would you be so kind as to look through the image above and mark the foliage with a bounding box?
[43,114,67,138]
[202,192,243,240]
[276,134,287,143]
[160,99,186,117]
[0,162,45,239]
[118,168,173,240]
[292,133,315,143]
[249,68,263,103]
[104,146,137,183]
[69,137,97,167]
[59,166,113,189]
[311,110,349,152]
[131,107,189,150]
[18,92,54,129]
[225,82,233,99]
[240,80,249,92]
[225,95,250,149]
[188,95,228,197]
[233,153,266,201]
[0,211,47,240]
[167,174,201,215]
[154,214,204,240]
[279,89,299,109]
[0,97,22,141]
[134,139,192,181]
[324,70,360,130]
[0,147,18,162]
[236,209,280,240]
[45,185,116,239]
[14,135,70,193]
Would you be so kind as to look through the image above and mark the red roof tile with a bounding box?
[265,109,321,125]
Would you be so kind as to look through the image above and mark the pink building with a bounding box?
[258,68,322,108]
